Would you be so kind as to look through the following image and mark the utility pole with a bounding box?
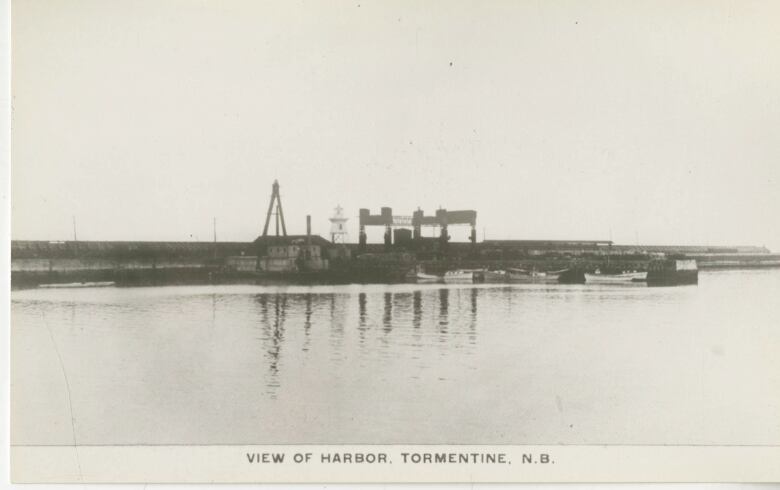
[213,217,217,259]
[72,216,78,241]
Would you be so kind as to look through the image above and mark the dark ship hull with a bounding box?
[646,258,698,286]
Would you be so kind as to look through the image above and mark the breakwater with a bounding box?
[11,239,780,289]
[11,240,256,289]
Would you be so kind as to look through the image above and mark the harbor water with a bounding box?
[11,269,780,446]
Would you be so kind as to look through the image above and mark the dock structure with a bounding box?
[358,207,477,250]
[10,237,779,289]
[253,182,333,274]
[253,214,330,273]
[8,181,779,288]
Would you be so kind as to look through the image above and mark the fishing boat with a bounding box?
[443,269,475,283]
[585,241,648,284]
[507,268,566,284]
[39,281,116,289]
[405,265,441,283]
[414,272,441,283]
[584,270,647,284]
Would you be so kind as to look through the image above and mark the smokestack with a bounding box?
[306,215,312,246]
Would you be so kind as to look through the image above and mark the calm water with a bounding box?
[11,270,780,445]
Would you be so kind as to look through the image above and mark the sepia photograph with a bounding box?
[7,0,780,483]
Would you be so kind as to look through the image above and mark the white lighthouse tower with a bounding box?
[329,205,349,244]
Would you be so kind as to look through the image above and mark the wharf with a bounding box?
[10,239,780,289]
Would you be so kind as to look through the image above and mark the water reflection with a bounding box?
[250,287,481,397]
[257,294,268,324]
[358,292,367,329]
[329,294,335,321]
[439,288,449,335]
[383,293,393,334]
[254,294,287,398]
[329,294,346,361]
[469,288,477,344]
[211,294,216,328]
[273,296,287,390]
[303,293,312,352]
[413,291,422,328]
[357,292,368,346]
[13,271,780,446]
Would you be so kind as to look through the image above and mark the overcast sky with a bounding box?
[11,0,780,250]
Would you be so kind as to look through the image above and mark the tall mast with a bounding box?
[262,180,288,237]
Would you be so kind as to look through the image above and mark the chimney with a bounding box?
[306,215,312,246]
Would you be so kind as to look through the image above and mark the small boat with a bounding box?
[584,270,646,284]
[507,268,566,284]
[414,272,441,283]
[38,281,116,289]
[405,265,441,283]
[443,270,474,283]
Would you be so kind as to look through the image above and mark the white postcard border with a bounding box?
[10,445,780,483]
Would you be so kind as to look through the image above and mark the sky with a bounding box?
[10,0,780,250]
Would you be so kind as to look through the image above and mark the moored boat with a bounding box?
[482,270,509,283]
[443,269,475,283]
[414,272,441,283]
[507,268,566,284]
[584,270,647,284]
[405,265,441,283]
[647,258,698,286]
